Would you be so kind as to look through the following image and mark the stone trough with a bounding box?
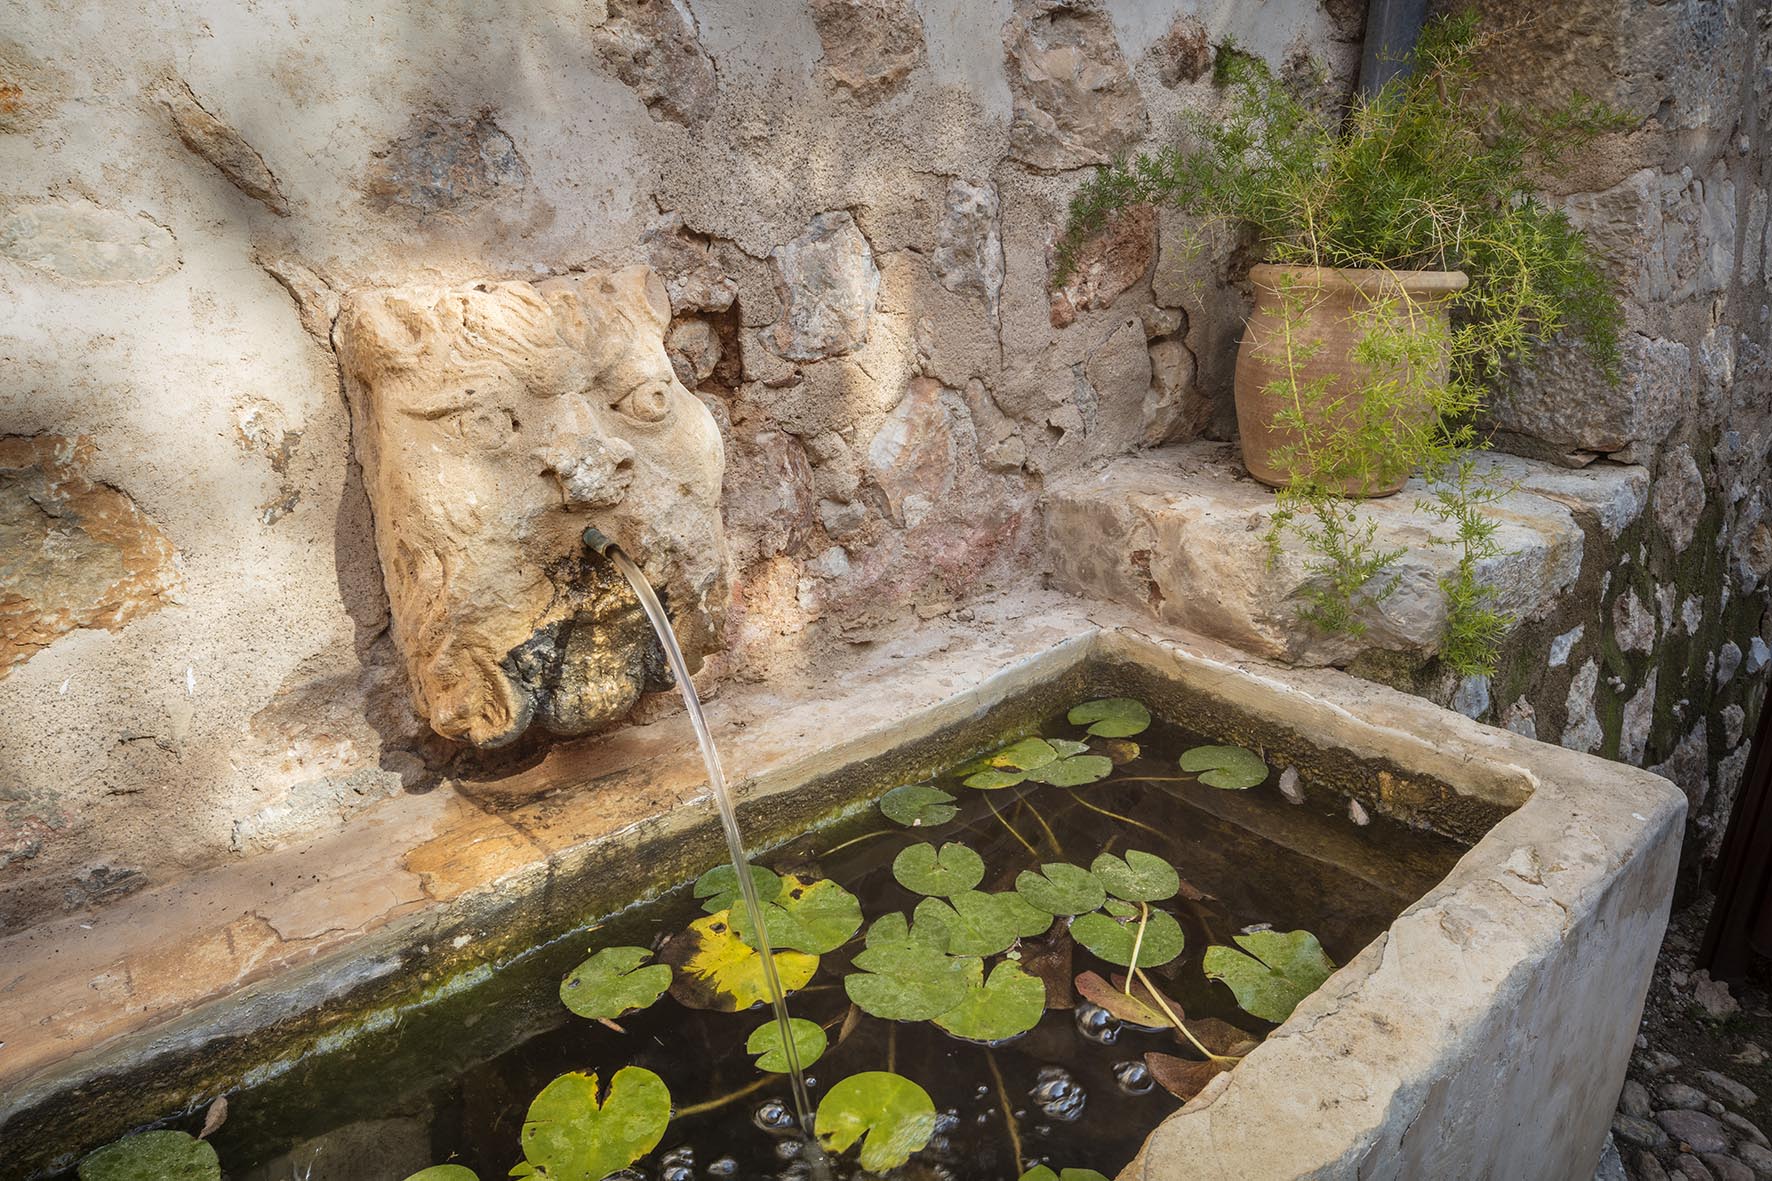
[0,599,1681,1180]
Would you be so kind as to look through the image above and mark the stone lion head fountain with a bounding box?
[335,266,728,748]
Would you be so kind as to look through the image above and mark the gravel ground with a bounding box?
[1601,901,1772,1181]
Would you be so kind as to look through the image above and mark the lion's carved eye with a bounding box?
[612,382,672,424]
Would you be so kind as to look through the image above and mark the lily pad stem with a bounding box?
[823,828,894,856]
[1124,903,1150,994]
[983,793,1039,858]
[1015,797,1065,858]
[1133,967,1241,1065]
[1072,796,1170,844]
[673,1075,775,1119]
[985,1049,1024,1169]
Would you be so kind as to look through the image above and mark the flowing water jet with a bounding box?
[586,526,832,1178]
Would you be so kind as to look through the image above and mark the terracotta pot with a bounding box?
[1233,264,1469,497]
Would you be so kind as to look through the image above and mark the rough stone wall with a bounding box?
[0,1,1359,932]
[1385,0,1772,895]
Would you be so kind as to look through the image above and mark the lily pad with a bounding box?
[1015,863,1107,916]
[1178,744,1269,790]
[659,911,819,1011]
[729,875,863,955]
[559,947,671,1021]
[517,1068,670,1181]
[914,891,1052,956]
[1101,739,1141,765]
[816,1072,939,1172]
[1027,754,1115,788]
[892,842,986,896]
[1048,739,1092,757]
[989,737,1061,771]
[1102,898,1139,918]
[693,862,782,914]
[1070,908,1185,969]
[1091,850,1182,902]
[78,1132,220,1181]
[846,930,980,1020]
[933,961,1046,1042]
[1202,929,1335,1023]
[403,1169,479,1181]
[747,1017,828,1073]
[880,783,959,827]
[1021,1169,1113,1181]
[962,768,1028,790]
[863,911,941,951]
[1067,698,1151,738]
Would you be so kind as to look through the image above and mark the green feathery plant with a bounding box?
[1057,13,1626,676]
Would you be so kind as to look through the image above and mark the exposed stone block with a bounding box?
[768,211,880,361]
[933,179,1003,321]
[810,0,926,104]
[159,79,288,216]
[1045,443,1588,666]
[588,0,718,127]
[0,435,182,677]
[364,110,528,216]
[1002,0,1147,172]
[1049,203,1155,328]
[866,376,961,528]
[0,200,177,283]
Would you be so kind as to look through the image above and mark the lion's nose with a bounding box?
[539,435,636,509]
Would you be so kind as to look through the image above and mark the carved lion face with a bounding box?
[335,266,727,748]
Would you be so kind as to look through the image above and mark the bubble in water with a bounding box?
[707,1160,738,1178]
[774,1138,803,1161]
[661,1147,695,1181]
[1030,1066,1087,1122]
[1074,1000,1121,1044]
[974,1084,991,1099]
[934,1110,961,1135]
[1113,1060,1155,1095]
[753,1100,797,1134]
[1035,1125,1053,1137]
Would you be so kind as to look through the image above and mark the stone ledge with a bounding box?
[1045,442,1649,667]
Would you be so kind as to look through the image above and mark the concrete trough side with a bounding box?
[0,605,1682,1180]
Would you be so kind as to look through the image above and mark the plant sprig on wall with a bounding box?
[1057,14,1626,675]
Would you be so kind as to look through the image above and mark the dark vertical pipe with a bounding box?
[1700,689,1772,980]
[1358,0,1432,97]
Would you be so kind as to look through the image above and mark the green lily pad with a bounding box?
[816,1072,939,1172]
[863,911,942,950]
[1179,744,1269,790]
[78,1132,220,1181]
[962,768,1028,790]
[914,891,1053,956]
[692,862,782,914]
[658,910,819,1011]
[1027,754,1115,788]
[845,941,981,1020]
[880,783,959,827]
[559,947,671,1021]
[729,874,863,955]
[1048,739,1092,757]
[403,1169,479,1181]
[933,961,1046,1042]
[1091,850,1182,902]
[1202,929,1335,1023]
[1067,698,1152,738]
[1015,863,1107,915]
[1020,1169,1113,1181]
[517,1068,670,1181]
[1070,908,1185,969]
[747,1017,828,1073]
[990,737,1060,770]
[1103,898,1139,918]
[892,841,986,896]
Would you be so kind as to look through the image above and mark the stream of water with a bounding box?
[600,533,833,1178]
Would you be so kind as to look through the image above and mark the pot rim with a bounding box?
[1248,263,1471,295]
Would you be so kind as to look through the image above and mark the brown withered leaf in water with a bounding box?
[198,1095,228,1140]
[1188,1017,1259,1058]
[1145,1052,1231,1102]
[1019,926,1075,1009]
[1073,970,1182,1029]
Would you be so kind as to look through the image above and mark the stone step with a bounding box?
[1045,442,1648,667]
